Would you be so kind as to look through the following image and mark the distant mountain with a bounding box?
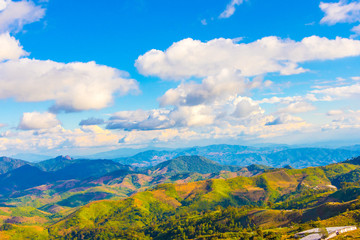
[10,153,52,163]
[114,145,360,168]
[78,147,174,159]
[339,144,360,152]
[0,157,29,174]
[148,155,240,175]
[116,150,178,167]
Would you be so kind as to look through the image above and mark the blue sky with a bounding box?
[0,0,360,156]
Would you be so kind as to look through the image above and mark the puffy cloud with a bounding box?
[159,69,248,107]
[219,0,244,19]
[0,59,139,112]
[70,125,119,148]
[0,0,45,33]
[136,36,360,80]
[0,125,123,153]
[265,114,304,126]
[320,0,360,25]
[323,109,360,130]
[277,101,316,114]
[311,83,360,100]
[320,0,360,36]
[327,109,344,116]
[106,96,264,131]
[107,109,173,131]
[232,97,262,118]
[0,32,27,61]
[79,118,105,126]
[18,112,60,130]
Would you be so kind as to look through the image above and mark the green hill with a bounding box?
[48,161,360,239]
[148,155,240,175]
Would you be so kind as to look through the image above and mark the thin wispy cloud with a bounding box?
[219,0,244,19]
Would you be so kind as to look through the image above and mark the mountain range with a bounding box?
[1,145,360,239]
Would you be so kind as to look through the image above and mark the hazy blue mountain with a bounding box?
[78,147,174,159]
[0,157,30,174]
[10,153,52,163]
[114,145,360,168]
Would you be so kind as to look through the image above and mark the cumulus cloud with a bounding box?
[320,0,360,25]
[265,114,304,126]
[323,109,360,130]
[79,118,105,126]
[232,97,262,118]
[320,0,360,35]
[327,109,344,116]
[311,83,360,100]
[219,0,244,19]
[136,36,360,80]
[18,112,61,130]
[107,109,173,131]
[0,32,27,61]
[159,69,249,107]
[0,0,45,33]
[0,59,139,112]
[277,101,316,114]
[106,96,265,131]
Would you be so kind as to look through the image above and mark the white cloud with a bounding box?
[327,109,344,116]
[0,32,27,61]
[107,109,174,131]
[320,0,360,25]
[18,112,61,130]
[219,0,244,19]
[136,36,360,80]
[232,97,262,118]
[0,59,139,112]
[159,69,248,107]
[320,0,360,36]
[0,0,45,33]
[311,83,360,100]
[278,101,316,114]
[323,109,360,130]
[265,114,304,126]
[106,96,265,131]
[352,23,360,35]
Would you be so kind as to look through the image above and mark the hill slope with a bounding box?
[148,155,240,175]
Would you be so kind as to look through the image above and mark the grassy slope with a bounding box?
[49,163,360,238]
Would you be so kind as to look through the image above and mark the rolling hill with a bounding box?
[47,159,360,239]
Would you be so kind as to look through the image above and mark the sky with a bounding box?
[0,0,360,156]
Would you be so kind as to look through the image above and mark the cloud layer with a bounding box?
[136,36,360,80]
